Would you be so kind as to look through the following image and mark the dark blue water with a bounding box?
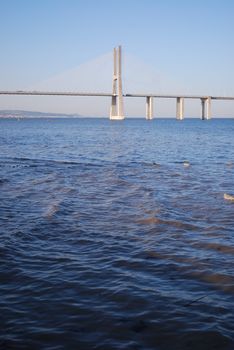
[0,118,234,349]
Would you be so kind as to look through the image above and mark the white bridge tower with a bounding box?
[110,46,124,120]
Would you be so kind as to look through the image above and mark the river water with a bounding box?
[0,118,234,349]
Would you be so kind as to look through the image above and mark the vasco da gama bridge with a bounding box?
[1,46,234,120]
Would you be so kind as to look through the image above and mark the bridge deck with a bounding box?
[0,91,113,97]
[0,90,234,100]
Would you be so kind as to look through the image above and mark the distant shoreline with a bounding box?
[0,110,82,118]
[0,110,234,119]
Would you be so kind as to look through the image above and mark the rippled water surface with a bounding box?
[0,118,234,349]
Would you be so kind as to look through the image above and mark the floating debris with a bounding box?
[224,193,234,202]
[152,162,160,167]
[183,161,190,167]
[184,294,209,307]
[226,161,234,168]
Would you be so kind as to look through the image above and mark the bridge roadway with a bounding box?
[1,90,234,100]
[125,94,234,100]
[0,90,113,97]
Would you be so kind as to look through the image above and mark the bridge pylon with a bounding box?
[110,46,125,120]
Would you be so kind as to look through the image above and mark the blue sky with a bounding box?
[1,0,234,116]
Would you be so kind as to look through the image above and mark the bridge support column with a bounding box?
[201,97,211,120]
[176,97,184,120]
[146,96,153,120]
[110,46,124,120]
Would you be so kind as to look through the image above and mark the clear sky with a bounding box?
[1,0,234,117]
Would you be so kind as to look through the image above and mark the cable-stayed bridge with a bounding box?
[1,46,234,120]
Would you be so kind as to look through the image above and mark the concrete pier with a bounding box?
[201,97,211,120]
[146,96,153,120]
[110,46,124,120]
[176,97,184,120]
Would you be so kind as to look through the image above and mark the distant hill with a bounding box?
[0,110,82,118]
